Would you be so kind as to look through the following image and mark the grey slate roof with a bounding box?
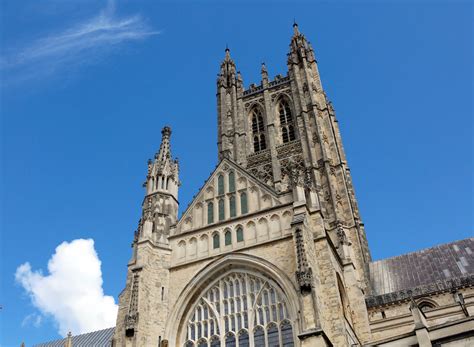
[34,327,114,347]
[367,238,474,307]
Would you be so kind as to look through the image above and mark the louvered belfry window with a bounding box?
[279,99,295,143]
[251,108,267,152]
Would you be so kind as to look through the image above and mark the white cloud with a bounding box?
[15,239,118,337]
[1,0,159,85]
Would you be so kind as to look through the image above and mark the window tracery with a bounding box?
[183,272,295,346]
[251,108,267,152]
[278,99,295,143]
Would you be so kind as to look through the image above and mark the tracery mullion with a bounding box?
[219,280,225,347]
[244,273,255,347]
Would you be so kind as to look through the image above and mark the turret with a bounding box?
[114,126,178,345]
[217,47,247,163]
[144,126,179,202]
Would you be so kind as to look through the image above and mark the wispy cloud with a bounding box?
[21,313,43,328]
[1,0,159,86]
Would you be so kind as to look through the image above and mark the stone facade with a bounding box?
[111,24,474,347]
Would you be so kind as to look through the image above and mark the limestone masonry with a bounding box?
[36,24,474,347]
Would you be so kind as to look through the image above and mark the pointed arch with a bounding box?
[166,254,300,347]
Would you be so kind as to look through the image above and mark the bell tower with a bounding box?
[113,126,178,346]
[213,23,373,344]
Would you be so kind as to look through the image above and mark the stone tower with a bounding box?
[114,126,179,346]
[217,23,371,290]
[38,23,472,347]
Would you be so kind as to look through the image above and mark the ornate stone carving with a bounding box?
[303,168,315,190]
[125,271,140,336]
[294,228,313,293]
[249,163,273,186]
[276,140,303,159]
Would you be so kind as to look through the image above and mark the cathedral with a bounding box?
[36,24,473,347]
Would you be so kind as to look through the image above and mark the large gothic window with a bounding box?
[278,99,295,143]
[182,272,295,347]
[251,108,267,152]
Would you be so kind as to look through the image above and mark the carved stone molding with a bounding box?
[125,271,140,336]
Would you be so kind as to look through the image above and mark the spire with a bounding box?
[225,44,230,59]
[144,126,179,198]
[293,20,299,35]
[155,126,172,163]
[288,23,314,65]
[218,45,237,88]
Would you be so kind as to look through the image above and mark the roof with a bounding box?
[34,327,114,347]
[367,238,474,307]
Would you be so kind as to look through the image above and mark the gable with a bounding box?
[174,158,281,235]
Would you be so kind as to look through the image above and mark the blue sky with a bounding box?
[1,0,472,345]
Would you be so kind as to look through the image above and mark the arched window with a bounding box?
[218,174,224,195]
[218,199,225,221]
[240,192,248,214]
[251,107,266,152]
[213,233,220,249]
[225,230,232,246]
[228,171,235,192]
[236,227,244,243]
[278,99,296,143]
[182,272,295,347]
[229,195,236,218]
[207,202,214,224]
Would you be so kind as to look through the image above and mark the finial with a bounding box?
[293,20,299,35]
[225,43,229,52]
[161,126,171,138]
[261,62,267,73]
